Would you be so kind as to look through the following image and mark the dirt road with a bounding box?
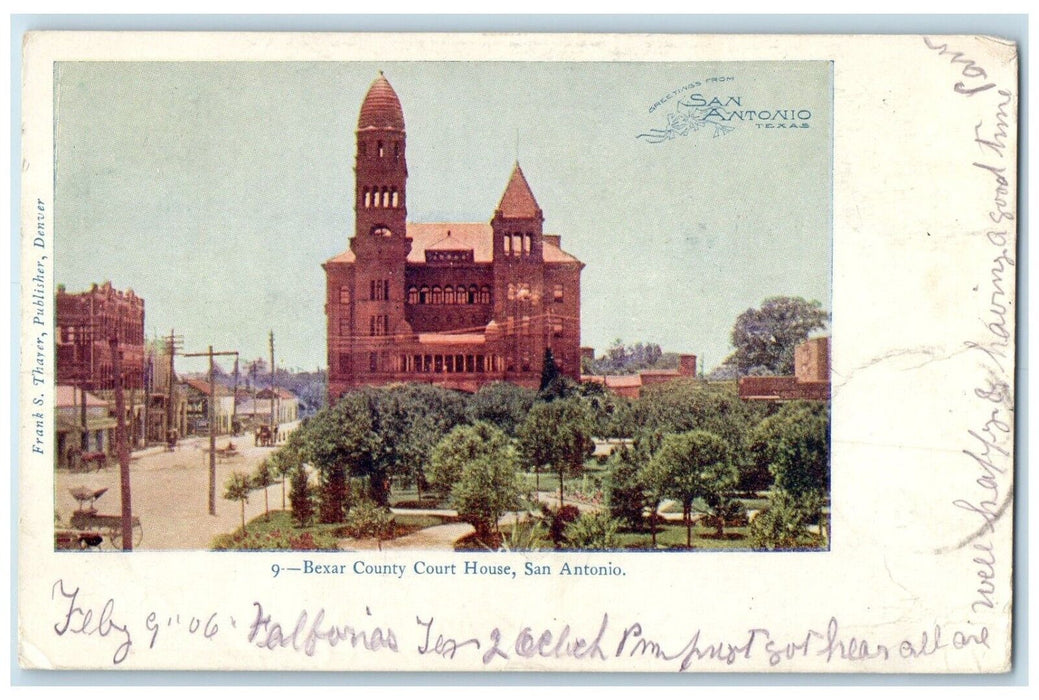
[55,433,289,551]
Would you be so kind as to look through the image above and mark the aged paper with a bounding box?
[18,32,1016,672]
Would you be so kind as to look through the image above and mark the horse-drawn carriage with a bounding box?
[254,424,275,447]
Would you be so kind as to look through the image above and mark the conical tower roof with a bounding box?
[358,72,405,130]
[496,162,541,218]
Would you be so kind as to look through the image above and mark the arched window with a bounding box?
[377,141,384,158]
[456,286,467,304]
[431,286,443,305]
[480,286,491,304]
[380,187,389,208]
[524,233,532,254]
[513,233,523,255]
[444,285,455,305]
[419,286,429,304]
[468,284,478,304]
[407,286,418,304]
[507,283,515,301]
[504,235,511,255]
[391,188,399,208]
[371,225,392,236]
[363,188,371,209]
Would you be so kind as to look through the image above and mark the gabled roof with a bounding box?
[426,230,472,251]
[496,163,541,218]
[327,223,580,265]
[181,377,232,397]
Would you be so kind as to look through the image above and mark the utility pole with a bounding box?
[232,355,240,435]
[165,329,183,440]
[184,345,239,515]
[110,336,133,550]
[269,330,276,437]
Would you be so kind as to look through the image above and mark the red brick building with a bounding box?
[738,337,830,401]
[325,73,584,401]
[56,281,146,392]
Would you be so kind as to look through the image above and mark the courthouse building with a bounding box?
[325,73,584,401]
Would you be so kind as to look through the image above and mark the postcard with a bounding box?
[17,32,1017,672]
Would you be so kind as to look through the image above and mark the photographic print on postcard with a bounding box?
[49,60,832,557]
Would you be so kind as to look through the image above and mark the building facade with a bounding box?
[56,282,146,392]
[325,73,584,402]
[738,337,830,401]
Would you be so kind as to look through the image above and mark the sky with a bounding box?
[54,61,831,375]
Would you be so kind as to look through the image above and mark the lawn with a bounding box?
[453,518,781,552]
[211,510,343,550]
[211,509,456,550]
[614,523,757,551]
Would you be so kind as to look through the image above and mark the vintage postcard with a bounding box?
[18,32,1017,672]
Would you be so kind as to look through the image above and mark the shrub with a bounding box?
[749,491,824,551]
[289,466,316,528]
[564,511,620,550]
[545,504,581,548]
[344,499,395,540]
[211,528,333,551]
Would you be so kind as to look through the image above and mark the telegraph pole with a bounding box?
[184,345,239,515]
[232,355,240,435]
[269,330,275,437]
[164,329,183,440]
[110,336,133,550]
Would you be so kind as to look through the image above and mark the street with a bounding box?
[55,429,295,551]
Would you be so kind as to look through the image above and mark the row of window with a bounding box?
[408,285,491,305]
[339,351,570,376]
[369,315,389,337]
[340,352,504,375]
[59,322,145,345]
[363,187,400,209]
[503,232,535,256]
[359,141,400,159]
[339,282,565,307]
[369,279,390,301]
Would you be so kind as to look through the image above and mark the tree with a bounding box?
[426,422,514,498]
[289,465,315,527]
[466,382,537,436]
[584,339,673,375]
[268,437,302,510]
[294,393,379,521]
[603,445,649,530]
[252,458,276,521]
[635,380,766,480]
[223,471,252,531]
[729,296,829,376]
[446,427,522,545]
[749,401,830,499]
[517,397,593,507]
[646,430,736,547]
[540,347,561,391]
[366,384,468,497]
